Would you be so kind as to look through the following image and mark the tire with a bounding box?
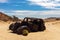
[22,29,29,36]
[39,26,46,31]
[9,23,14,30]
[42,26,46,31]
[17,26,30,36]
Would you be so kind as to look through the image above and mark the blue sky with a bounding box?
[0,0,60,18]
[0,0,54,10]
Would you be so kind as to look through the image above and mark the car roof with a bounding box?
[24,17,43,20]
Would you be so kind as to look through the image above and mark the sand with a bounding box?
[0,21,60,40]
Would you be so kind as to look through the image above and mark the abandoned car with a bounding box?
[9,17,46,36]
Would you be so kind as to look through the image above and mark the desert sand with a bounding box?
[0,21,60,40]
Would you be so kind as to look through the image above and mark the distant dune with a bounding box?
[0,12,21,22]
[44,17,60,22]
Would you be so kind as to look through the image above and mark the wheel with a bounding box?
[22,29,29,36]
[39,26,46,31]
[9,23,14,30]
[42,26,46,31]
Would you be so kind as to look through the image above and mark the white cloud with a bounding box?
[0,10,60,18]
[13,10,60,18]
[12,10,60,15]
[9,10,60,18]
[0,0,8,3]
[27,0,60,9]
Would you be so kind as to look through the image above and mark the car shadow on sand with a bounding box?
[9,30,45,36]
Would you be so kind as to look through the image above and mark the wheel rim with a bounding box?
[22,29,29,36]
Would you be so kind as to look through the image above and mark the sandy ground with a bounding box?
[0,21,60,40]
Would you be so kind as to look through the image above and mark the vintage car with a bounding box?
[9,17,46,36]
